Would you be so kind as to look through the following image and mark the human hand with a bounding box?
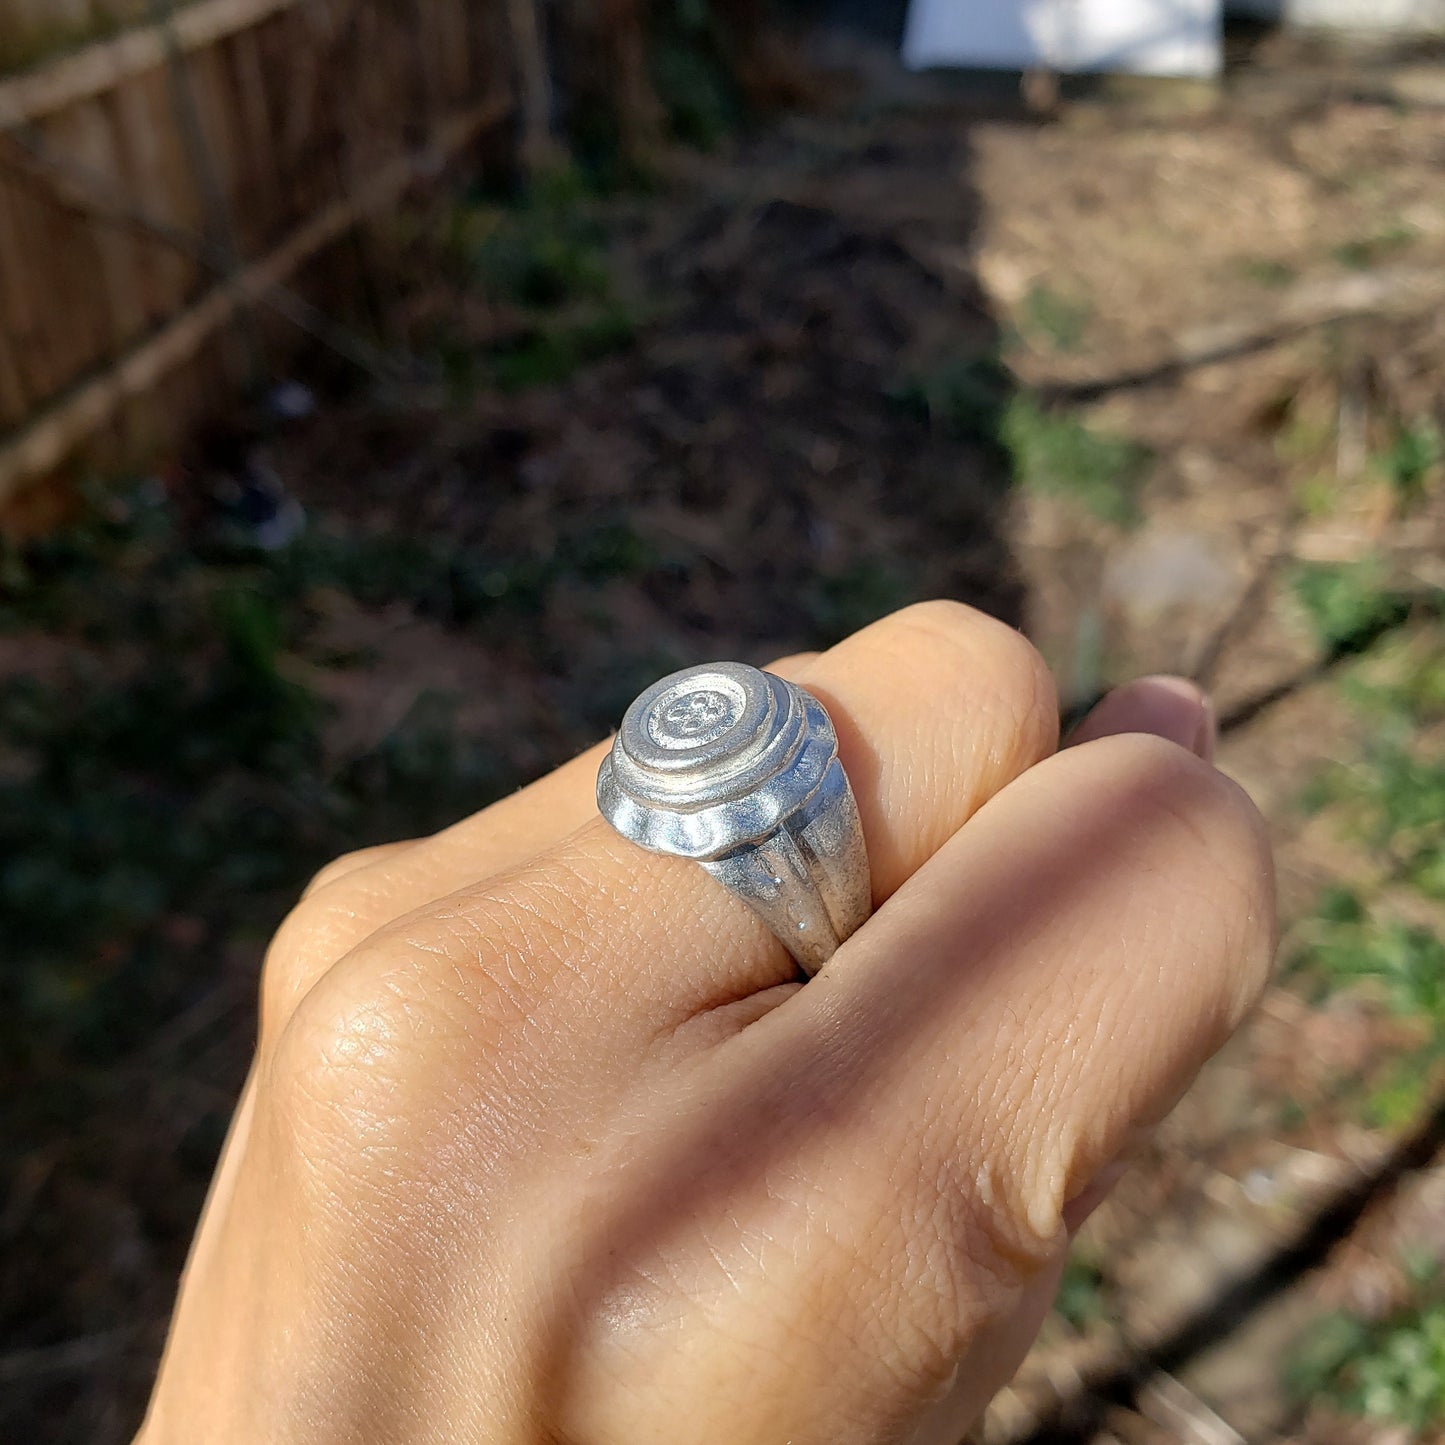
[138,602,1274,1445]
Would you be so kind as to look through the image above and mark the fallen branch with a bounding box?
[1038,265,1445,406]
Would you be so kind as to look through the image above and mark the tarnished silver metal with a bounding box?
[596,661,871,975]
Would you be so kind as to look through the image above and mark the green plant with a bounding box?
[1054,1253,1112,1332]
[1240,258,1297,289]
[891,353,1012,439]
[489,305,640,390]
[1000,396,1150,527]
[1376,418,1442,507]
[0,487,545,1070]
[1331,224,1418,272]
[1020,283,1092,353]
[449,166,614,307]
[1291,560,1414,655]
[1292,891,1445,1022]
[1287,1298,1445,1430]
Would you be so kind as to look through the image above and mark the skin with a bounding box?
[137,601,1275,1445]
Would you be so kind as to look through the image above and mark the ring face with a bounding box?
[597,662,872,975]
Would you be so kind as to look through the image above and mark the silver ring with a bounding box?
[596,662,872,976]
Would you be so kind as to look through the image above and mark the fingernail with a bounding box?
[1193,692,1217,764]
[1062,1157,1131,1233]
[1067,675,1216,759]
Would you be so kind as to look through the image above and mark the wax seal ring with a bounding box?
[596,662,872,975]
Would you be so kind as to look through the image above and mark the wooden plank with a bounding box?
[0,178,44,414]
[0,0,307,127]
[50,98,150,349]
[0,92,512,499]
[105,64,192,322]
[438,0,473,108]
[0,272,25,427]
[226,22,279,251]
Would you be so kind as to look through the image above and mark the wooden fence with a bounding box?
[0,0,517,518]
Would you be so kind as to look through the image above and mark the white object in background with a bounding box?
[1228,0,1445,30]
[902,0,1223,78]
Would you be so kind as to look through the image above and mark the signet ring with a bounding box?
[596,662,872,976]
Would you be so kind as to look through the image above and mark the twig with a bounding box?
[1038,266,1445,406]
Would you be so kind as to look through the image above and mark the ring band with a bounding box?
[596,662,872,975]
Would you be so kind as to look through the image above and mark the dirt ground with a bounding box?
[4,24,1445,1444]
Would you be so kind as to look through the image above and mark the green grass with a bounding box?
[1239,258,1298,289]
[435,168,644,392]
[1287,1294,1445,1430]
[1287,602,1445,1135]
[891,353,1012,438]
[1054,1252,1114,1333]
[1292,895,1445,1023]
[1331,224,1418,272]
[488,306,640,391]
[650,1,744,152]
[1020,283,1093,353]
[1291,560,1415,656]
[1376,418,1443,508]
[892,354,1149,526]
[1001,396,1150,527]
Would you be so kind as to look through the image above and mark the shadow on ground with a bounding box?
[0,107,1020,1444]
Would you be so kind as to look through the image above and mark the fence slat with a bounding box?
[1,0,517,506]
[0,0,308,127]
[0,93,511,499]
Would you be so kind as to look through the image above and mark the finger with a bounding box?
[299,842,414,900]
[274,602,1057,1057]
[1067,674,1215,760]
[262,655,823,1026]
[558,735,1274,1443]
[322,652,824,917]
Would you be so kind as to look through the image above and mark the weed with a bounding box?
[1000,396,1150,528]
[1054,1252,1113,1332]
[1290,560,1414,655]
[1020,283,1092,353]
[447,167,615,311]
[892,356,1147,525]
[435,168,644,391]
[489,305,640,390]
[1331,224,1418,272]
[1240,258,1297,289]
[891,353,1012,439]
[0,488,540,1071]
[1292,904,1445,1022]
[650,1,744,151]
[1287,1296,1445,1430]
[1375,417,1443,507]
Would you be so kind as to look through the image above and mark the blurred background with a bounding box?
[2,1,1444,1441]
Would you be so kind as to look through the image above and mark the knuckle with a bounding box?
[266,946,438,1153]
[259,892,344,1036]
[890,600,1060,773]
[301,845,388,900]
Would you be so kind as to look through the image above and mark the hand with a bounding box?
[138,602,1274,1445]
